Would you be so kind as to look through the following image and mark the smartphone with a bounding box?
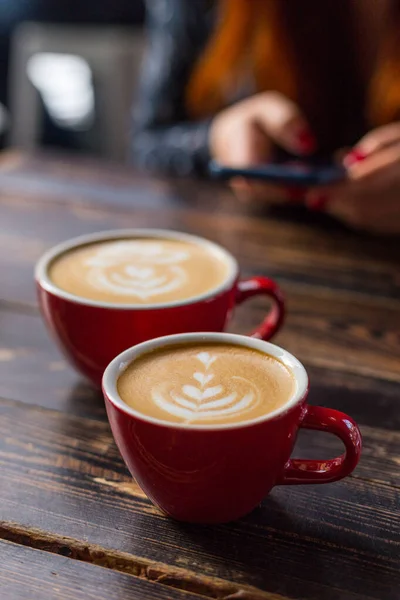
[209,160,346,187]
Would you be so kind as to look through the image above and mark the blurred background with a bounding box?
[0,0,145,160]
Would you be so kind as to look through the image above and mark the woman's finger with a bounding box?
[306,164,400,233]
[345,122,400,164]
[210,108,273,168]
[305,181,349,212]
[347,142,400,183]
[252,92,316,156]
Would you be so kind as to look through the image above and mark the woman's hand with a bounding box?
[210,92,316,202]
[307,123,400,234]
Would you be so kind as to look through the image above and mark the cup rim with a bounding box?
[102,332,309,431]
[34,229,239,310]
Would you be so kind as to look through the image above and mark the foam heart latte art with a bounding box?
[49,238,230,305]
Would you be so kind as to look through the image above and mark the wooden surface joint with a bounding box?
[0,522,283,600]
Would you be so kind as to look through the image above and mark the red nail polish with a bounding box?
[308,194,329,211]
[343,149,367,168]
[296,129,317,154]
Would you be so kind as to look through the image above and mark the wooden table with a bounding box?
[0,152,399,600]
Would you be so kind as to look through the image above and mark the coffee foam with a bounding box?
[49,238,230,305]
[117,343,295,426]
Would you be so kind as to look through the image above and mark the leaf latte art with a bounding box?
[118,344,295,426]
[49,238,230,305]
[153,352,260,421]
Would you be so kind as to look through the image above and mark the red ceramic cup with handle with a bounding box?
[35,229,285,387]
[103,332,362,524]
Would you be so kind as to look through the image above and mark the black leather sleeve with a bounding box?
[130,0,215,176]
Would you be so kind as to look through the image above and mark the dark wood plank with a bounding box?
[0,308,103,419]
[0,398,398,600]
[1,191,399,384]
[1,151,399,600]
[0,540,210,600]
[1,306,399,428]
[233,287,400,384]
[303,366,400,431]
[0,532,286,600]
[0,169,399,305]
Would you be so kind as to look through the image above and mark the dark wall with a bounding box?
[0,0,145,105]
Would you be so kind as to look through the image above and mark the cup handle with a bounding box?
[236,277,285,341]
[277,406,362,485]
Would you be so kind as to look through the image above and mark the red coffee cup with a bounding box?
[103,332,362,524]
[35,229,285,386]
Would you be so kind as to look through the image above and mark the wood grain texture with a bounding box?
[1,152,399,600]
[1,307,399,428]
[1,200,399,381]
[0,161,400,306]
[0,398,399,600]
[0,308,102,418]
[0,539,213,600]
[0,528,282,600]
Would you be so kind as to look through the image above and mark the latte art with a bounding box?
[49,237,230,305]
[153,352,260,421]
[118,343,295,426]
[84,241,189,300]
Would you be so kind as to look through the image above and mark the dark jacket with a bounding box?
[131,0,216,176]
[131,0,378,175]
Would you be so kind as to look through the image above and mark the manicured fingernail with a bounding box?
[295,128,317,154]
[308,194,329,211]
[343,149,367,168]
[286,187,306,203]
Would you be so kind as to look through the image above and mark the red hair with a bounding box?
[186,0,400,138]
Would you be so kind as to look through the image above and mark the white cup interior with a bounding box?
[103,332,309,431]
[34,229,239,310]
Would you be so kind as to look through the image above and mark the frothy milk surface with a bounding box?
[49,238,230,305]
[118,343,295,426]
